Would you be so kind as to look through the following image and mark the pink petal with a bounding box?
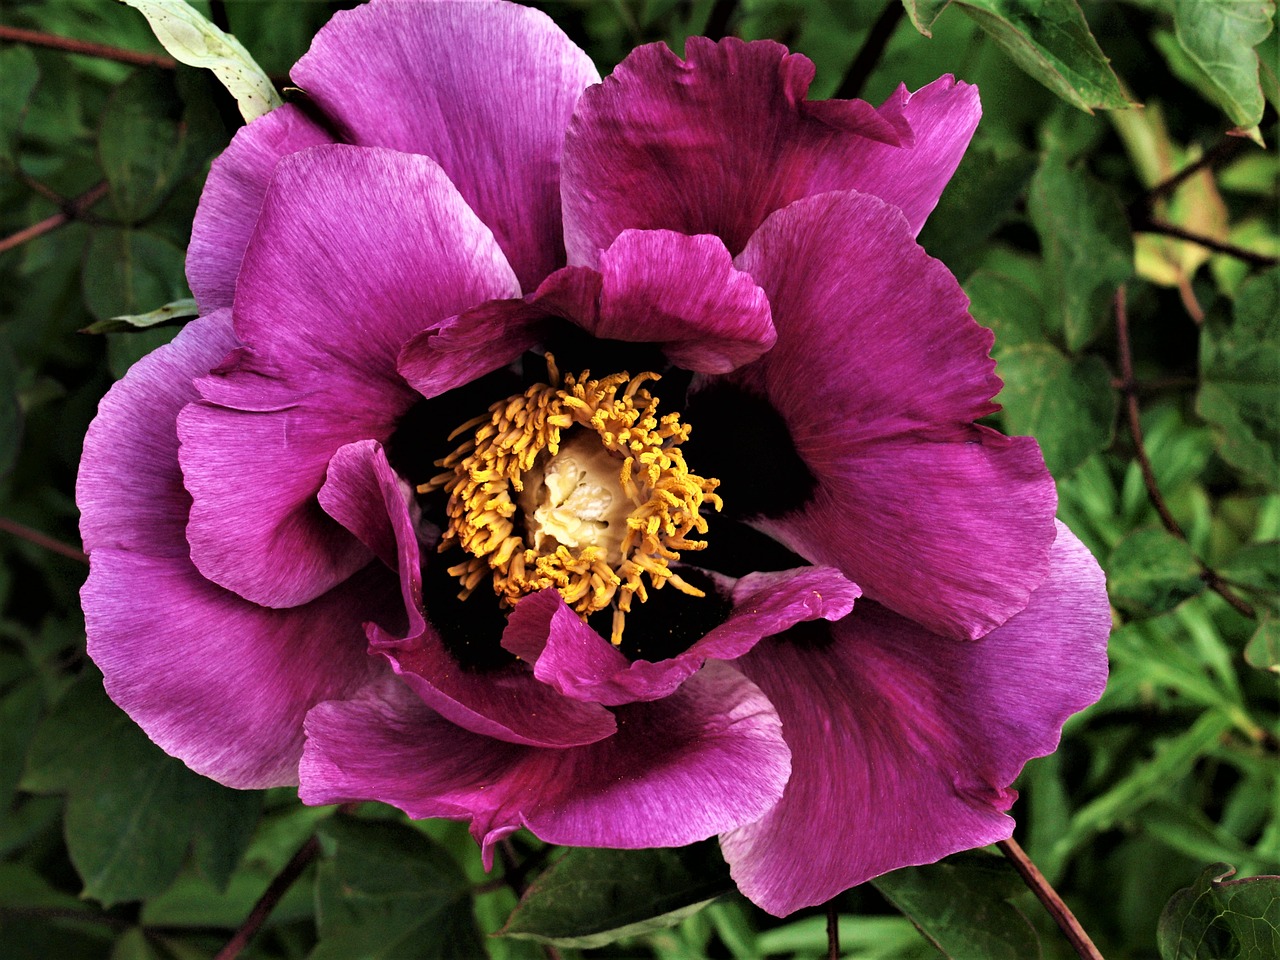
[562,36,976,266]
[178,144,519,609]
[503,567,858,706]
[734,190,1056,639]
[292,0,600,291]
[78,315,392,788]
[720,523,1110,916]
[186,104,334,313]
[300,661,791,863]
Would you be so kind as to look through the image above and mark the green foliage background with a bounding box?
[1,1,1277,958]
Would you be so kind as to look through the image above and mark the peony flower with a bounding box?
[77,0,1110,916]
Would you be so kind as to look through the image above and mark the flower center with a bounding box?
[420,358,721,645]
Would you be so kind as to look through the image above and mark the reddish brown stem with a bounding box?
[0,181,108,255]
[0,24,175,69]
[836,0,906,100]
[213,835,319,960]
[826,899,840,960]
[998,838,1104,960]
[1113,287,1258,620]
[1134,219,1278,267]
[0,517,88,565]
[1141,137,1244,206]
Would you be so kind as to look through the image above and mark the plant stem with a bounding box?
[1113,287,1258,620]
[0,24,175,69]
[826,899,840,960]
[703,0,739,40]
[835,0,905,100]
[0,181,109,256]
[1132,219,1278,267]
[0,517,89,564]
[1141,137,1244,206]
[997,838,1104,960]
[213,835,320,960]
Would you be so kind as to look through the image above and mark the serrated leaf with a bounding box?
[312,817,483,960]
[500,842,733,949]
[1197,268,1280,487]
[81,297,199,334]
[994,345,1117,475]
[1029,152,1133,350]
[1158,863,1280,959]
[872,852,1044,960]
[950,0,1133,112]
[121,0,281,122]
[1174,0,1274,137]
[0,46,40,168]
[1244,616,1280,672]
[1108,528,1206,617]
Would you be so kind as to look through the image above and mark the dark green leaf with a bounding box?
[1158,863,1280,959]
[0,46,40,168]
[994,345,1117,475]
[0,339,21,478]
[950,0,1132,112]
[872,852,1043,960]
[312,817,484,960]
[1108,528,1206,616]
[1197,268,1280,488]
[500,842,733,949]
[1173,0,1273,136]
[81,227,189,324]
[80,297,198,334]
[1244,616,1279,673]
[918,140,1037,278]
[0,680,43,811]
[966,266,1046,350]
[188,780,263,891]
[98,69,192,222]
[1029,151,1133,350]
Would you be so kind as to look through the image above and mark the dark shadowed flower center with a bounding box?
[420,356,721,644]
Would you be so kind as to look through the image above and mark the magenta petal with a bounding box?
[178,145,519,608]
[720,523,1110,916]
[78,315,391,787]
[734,190,1056,639]
[562,37,973,266]
[505,568,857,706]
[292,0,599,290]
[398,299,546,401]
[300,660,791,861]
[318,440,416,571]
[186,104,334,312]
[591,230,775,374]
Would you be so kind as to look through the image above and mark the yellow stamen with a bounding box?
[422,358,720,644]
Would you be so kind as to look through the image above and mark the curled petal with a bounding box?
[300,661,791,864]
[720,523,1110,916]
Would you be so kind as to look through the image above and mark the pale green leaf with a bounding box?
[1174,0,1274,136]
[81,297,199,334]
[1158,863,1280,959]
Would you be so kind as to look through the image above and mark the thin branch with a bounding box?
[1113,288,1258,620]
[213,835,321,960]
[835,0,906,100]
[0,24,175,70]
[1141,137,1244,207]
[703,0,739,40]
[1133,219,1278,267]
[0,517,89,565]
[826,899,840,960]
[0,181,108,255]
[998,838,1104,960]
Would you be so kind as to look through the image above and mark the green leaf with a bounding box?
[1173,0,1274,138]
[0,339,21,478]
[948,0,1133,112]
[901,0,951,38]
[1108,527,1206,617]
[1244,616,1280,673]
[1197,267,1280,488]
[1028,151,1133,349]
[994,345,1117,475]
[966,266,1046,351]
[1158,863,1280,959]
[873,852,1044,959]
[80,297,199,334]
[0,681,43,811]
[0,46,40,168]
[81,227,189,323]
[500,842,733,949]
[121,0,281,122]
[312,817,484,960]
[918,139,1037,278]
[97,69,203,222]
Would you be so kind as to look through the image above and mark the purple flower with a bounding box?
[77,0,1110,917]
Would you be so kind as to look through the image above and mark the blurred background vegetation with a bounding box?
[0,1,1276,958]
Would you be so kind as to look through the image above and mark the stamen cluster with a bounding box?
[422,359,721,644]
